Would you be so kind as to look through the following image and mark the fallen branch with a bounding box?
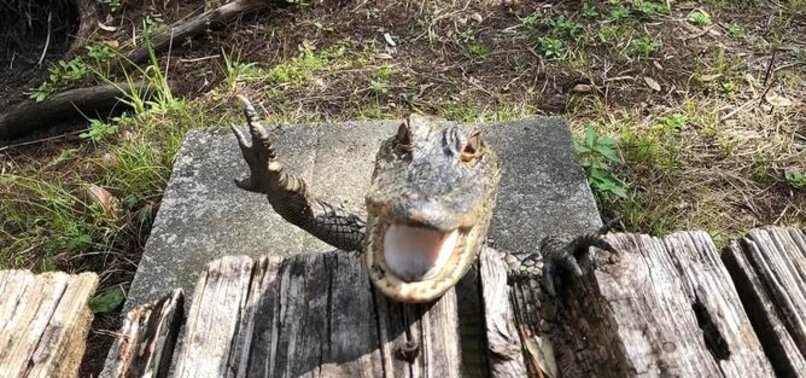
[128,0,276,64]
[0,83,151,142]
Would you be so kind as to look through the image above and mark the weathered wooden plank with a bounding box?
[244,251,463,377]
[0,270,98,378]
[100,289,184,378]
[173,255,254,377]
[548,231,773,377]
[723,227,806,377]
[478,247,529,377]
[168,251,483,377]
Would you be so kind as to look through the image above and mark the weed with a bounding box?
[221,49,263,91]
[520,13,539,28]
[538,37,565,59]
[370,63,392,95]
[599,24,632,44]
[633,0,670,18]
[576,126,627,198]
[724,23,746,38]
[90,286,126,313]
[628,35,661,57]
[467,43,491,61]
[370,79,388,95]
[80,119,119,143]
[0,175,117,267]
[551,16,583,40]
[656,114,688,131]
[87,43,118,64]
[688,10,712,27]
[375,63,392,81]
[582,3,599,19]
[609,4,631,22]
[357,103,388,119]
[266,46,339,87]
[30,57,90,102]
[785,170,806,188]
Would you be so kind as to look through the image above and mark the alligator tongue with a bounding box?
[383,224,458,282]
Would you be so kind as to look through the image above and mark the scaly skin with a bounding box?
[231,95,616,303]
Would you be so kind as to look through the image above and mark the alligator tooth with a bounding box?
[383,225,459,282]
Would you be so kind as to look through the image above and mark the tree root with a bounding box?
[0,83,152,142]
[128,0,276,64]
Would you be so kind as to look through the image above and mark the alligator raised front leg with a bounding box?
[230,95,366,251]
[506,219,620,296]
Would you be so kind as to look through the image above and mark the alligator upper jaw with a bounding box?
[367,220,477,303]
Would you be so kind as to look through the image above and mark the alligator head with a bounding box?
[365,115,501,303]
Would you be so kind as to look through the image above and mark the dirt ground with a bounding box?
[0,0,804,375]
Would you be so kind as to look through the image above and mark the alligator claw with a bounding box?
[231,95,278,194]
[540,234,616,296]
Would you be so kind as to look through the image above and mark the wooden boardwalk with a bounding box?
[1,227,804,377]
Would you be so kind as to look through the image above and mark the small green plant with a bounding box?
[724,23,745,38]
[551,16,583,40]
[467,43,491,61]
[609,5,630,22]
[520,13,539,28]
[30,57,89,102]
[718,80,737,96]
[538,37,565,59]
[221,49,264,91]
[657,114,688,131]
[370,63,392,95]
[598,24,631,44]
[370,79,388,95]
[89,286,126,313]
[633,1,669,18]
[86,43,117,64]
[375,63,392,81]
[784,170,806,188]
[688,10,712,26]
[576,126,627,198]
[582,3,599,19]
[628,35,661,57]
[80,119,118,142]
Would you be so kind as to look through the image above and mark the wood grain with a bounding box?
[723,227,806,377]
[549,231,773,377]
[0,270,98,378]
[100,289,184,378]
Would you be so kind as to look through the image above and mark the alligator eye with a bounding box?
[395,119,413,156]
[460,128,483,165]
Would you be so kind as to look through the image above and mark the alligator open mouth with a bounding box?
[383,224,467,281]
[367,220,479,303]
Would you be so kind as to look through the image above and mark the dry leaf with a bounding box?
[97,21,117,32]
[383,33,397,47]
[643,77,661,92]
[86,185,119,216]
[699,73,722,82]
[765,92,793,107]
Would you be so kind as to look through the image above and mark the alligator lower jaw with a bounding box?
[366,221,476,303]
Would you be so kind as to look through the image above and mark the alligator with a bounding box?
[230,95,616,303]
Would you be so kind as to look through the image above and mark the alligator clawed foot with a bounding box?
[231,95,279,194]
[540,234,616,297]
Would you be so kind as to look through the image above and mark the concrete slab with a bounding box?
[125,117,602,309]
